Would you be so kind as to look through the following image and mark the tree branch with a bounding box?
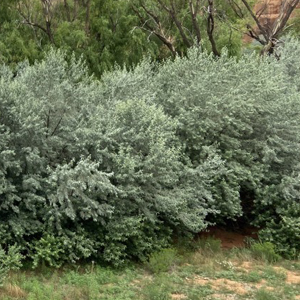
[240,0,269,42]
[272,0,300,38]
[189,0,202,45]
[17,2,48,35]
[157,0,193,48]
[132,4,177,56]
[207,0,220,56]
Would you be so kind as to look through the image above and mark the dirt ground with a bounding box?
[198,227,258,249]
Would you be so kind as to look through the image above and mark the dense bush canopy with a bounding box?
[1,38,300,266]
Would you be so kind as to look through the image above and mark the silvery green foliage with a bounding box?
[0,50,117,264]
[276,36,300,91]
[1,39,300,264]
[151,47,300,222]
[0,50,111,240]
[100,41,300,257]
[46,157,116,228]
[99,58,156,105]
[0,49,213,266]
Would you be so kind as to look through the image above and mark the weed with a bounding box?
[280,260,300,271]
[143,277,172,300]
[215,270,239,281]
[255,288,279,300]
[242,270,263,283]
[194,237,222,254]
[227,247,253,262]
[187,286,213,299]
[260,266,286,282]
[146,248,178,274]
[0,245,23,286]
[216,260,235,271]
[250,242,281,263]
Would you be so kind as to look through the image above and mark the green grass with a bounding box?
[0,239,299,300]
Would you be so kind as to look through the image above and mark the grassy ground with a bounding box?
[0,238,299,300]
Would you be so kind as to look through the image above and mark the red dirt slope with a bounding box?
[199,227,258,249]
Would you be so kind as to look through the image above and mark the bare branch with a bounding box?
[157,0,193,47]
[240,0,269,41]
[84,0,91,34]
[40,0,55,43]
[207,0,220,56]
[189,0,202,44]
[17,2,48,34]
[131,5,177,56]
[51,114,65,137]
[246,24,267,45]
[272,0,300,38]
[226,0,244,18]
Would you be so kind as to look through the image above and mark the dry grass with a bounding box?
[2,283,27,298]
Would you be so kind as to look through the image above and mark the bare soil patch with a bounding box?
[212,279,248,295]
[199,227,258,249]
[286,272,300,285]
[235,261,253,272]
[190,275,263,295]
[210,294,237,300]
[171,293,188,299]
[274,266,300,284]
[256,279,274,291]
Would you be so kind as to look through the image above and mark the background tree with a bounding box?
[0,0,157,76]
[132,0,243,57]
[229,0,300,55]
[1,0,299,73]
